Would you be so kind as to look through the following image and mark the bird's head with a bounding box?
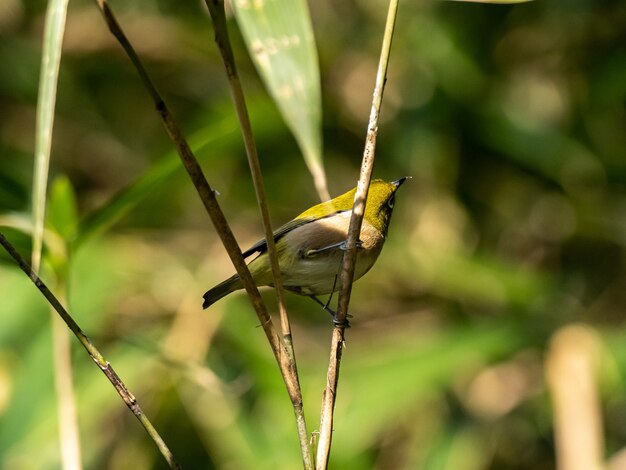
[363,177,409,235]
[296,177,410,235]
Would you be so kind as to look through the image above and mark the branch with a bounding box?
[94,1,310,466]
[0,232,181,470]
[203,2,310,466]
[315,0,400,468]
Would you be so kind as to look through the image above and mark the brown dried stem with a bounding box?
[94,1,310,467]
[203,1,310,466]
[315,0,399,468]
[0,232,181,470]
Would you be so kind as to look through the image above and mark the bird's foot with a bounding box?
[309,294,352,327]
[338,239,364,251]
[332,315,351,329]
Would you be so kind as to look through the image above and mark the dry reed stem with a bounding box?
[315,1,399,468]
[203,1,310,466]
[95,0,311,466]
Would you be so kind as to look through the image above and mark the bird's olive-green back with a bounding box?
[296,179,398,235]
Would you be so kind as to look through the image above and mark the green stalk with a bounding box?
[32,1,82,469]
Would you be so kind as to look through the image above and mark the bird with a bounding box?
[202,177,409,322]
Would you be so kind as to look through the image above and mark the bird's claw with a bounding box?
[332,316,351,328]
[339,239,364,251]
[309,294,353,327]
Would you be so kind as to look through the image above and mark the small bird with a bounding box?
[202,177,409,320]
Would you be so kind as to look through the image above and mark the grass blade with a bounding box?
[32,0,69,272]
[32,2,83,469]
[232,0,329,200]
[75,119,238,247]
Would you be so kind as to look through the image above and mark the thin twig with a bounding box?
[0,232,182,470]
[92,0,308,462]
[203,2,311,467]
[315,1,399,468]
[204,0,292,362]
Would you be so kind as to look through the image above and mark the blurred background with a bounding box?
[1,0,626,468]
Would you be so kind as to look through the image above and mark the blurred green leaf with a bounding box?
[32,0,69,272]
[423,425,487,470]
[75,119,238,248]
[76,152,182,247]
[334,322,524,454]
[449,0,532,3]
[47,175,78,242]
[0,151,29,212]
[0,327,57,464]
[232,0,328,200]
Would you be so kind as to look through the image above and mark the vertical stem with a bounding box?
[94,1,311,466]
[204,2,311,466]
[315,1,399,468]
[32,0,82,467]
[203,0,293,346]
[546,325,604,470]
[52,309,82,470]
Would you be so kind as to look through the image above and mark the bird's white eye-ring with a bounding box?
[387,197,395,209]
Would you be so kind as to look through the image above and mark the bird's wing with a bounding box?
[241,215,325,258]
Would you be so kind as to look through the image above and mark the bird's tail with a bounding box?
[202,274,242,309]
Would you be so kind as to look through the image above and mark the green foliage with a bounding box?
[32,0,69,272]
[48,175,78,242]
[232,0,327,198]
[1,0,625,469]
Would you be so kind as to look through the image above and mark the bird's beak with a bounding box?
[392,176,411,189]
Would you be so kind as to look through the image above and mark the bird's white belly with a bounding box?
[277,213,384,295]
[281,252,380,295]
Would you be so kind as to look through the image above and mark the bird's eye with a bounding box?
[387,197,395,209]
